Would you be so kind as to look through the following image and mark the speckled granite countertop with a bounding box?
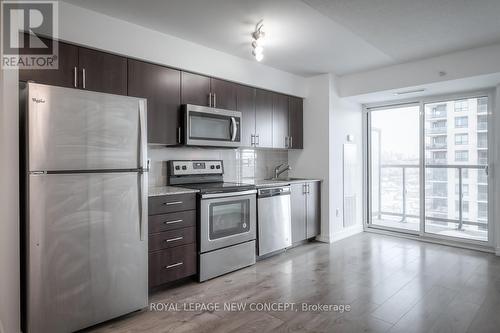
[148,186,199,197]
[246,178,322,188]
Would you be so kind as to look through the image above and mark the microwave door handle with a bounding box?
[230,117,237,141]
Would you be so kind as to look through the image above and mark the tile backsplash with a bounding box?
[148,147,288,187]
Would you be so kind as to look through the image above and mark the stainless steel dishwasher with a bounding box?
[257,186,292,256]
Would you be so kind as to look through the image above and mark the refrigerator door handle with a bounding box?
[138,100,148,170]
[138,172,147,241]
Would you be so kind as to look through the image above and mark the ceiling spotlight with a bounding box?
[254,51,264,62]
[252,20,265,62]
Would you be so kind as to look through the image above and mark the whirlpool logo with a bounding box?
[1,1,59,69]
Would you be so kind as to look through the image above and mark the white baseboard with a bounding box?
[332,225,364,243]
[316,234,331,243]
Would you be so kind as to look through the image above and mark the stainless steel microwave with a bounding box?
[183,104,242,147]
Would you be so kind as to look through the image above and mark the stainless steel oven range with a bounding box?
[168,160,256,281]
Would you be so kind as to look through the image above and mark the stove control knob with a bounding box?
[175,166,180,170]
[216,165,221,169]
[210,165,215,169]
[182,166,187,170]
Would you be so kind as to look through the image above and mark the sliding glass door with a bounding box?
[369,104,421,233]
[424,97,489,242]
[367,93,491,245]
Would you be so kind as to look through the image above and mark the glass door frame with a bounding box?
[363,89,495,250]
[365,101,422,236]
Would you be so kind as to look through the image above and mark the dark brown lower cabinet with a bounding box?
[148,193,197,288]
[149,243,197,288]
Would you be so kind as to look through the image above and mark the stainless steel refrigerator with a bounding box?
[22,83,148,333]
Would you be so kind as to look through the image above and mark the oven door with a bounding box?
[200,190,256,253]
[184,104,241,147]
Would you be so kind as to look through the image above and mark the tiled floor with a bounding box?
[87,233,500,333]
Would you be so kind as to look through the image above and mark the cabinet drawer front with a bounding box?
[148,243,197,287]
[149,210,196,233]
[149,227,195,252]
[148,193,196,215]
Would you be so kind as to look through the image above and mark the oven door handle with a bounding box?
[230,117,237,142]
[201,189,257,199]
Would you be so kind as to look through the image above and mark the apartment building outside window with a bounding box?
[455,133,468,145]
[455,150,468,162]
[455,116,468,128]
[454,100,468,112]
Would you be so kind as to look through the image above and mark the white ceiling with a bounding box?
[63,0,500,77]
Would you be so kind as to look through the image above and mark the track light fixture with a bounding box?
[252,20,265,61]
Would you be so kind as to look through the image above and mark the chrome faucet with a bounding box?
[273,163,291,179]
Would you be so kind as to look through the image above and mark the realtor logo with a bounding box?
[1,0,58,69]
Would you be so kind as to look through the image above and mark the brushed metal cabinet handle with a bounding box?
[213,93,216,108]
[163,201,183,206]
[164,219,183,225]
[165,262,183,269]
[82,68,86,89]
[165,236,183,242]
[208,93,212,107]
[73,67,77,87]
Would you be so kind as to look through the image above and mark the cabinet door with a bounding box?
[236,85,256,147]
[181,72,211,106]
[128,60,181,145]
[19,36,78,88]
[291,183,307,243]
[78,47,127,95]
[272,93,289,149]
[306,182,321,239]
[288,96,304,149]
[255,89,273,148]
[211,78,237,110]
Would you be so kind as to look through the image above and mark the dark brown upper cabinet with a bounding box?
[181,72,211,106]
[128,59,181,145]
[78,47,127,95]
[236,84,256,147]
[210,78,237,110]
[255,89,273,148]
[288,96,304,149]
[19,37,79,88]
[272,93,289,149]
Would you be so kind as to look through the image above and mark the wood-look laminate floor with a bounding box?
[86,233,500,333]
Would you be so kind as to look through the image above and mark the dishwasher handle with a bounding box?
[258,186,291,198]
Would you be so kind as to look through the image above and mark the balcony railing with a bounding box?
[375,164,487,230]
[426,142,447,149]
[428,111,447,119]
[427,127,447,134]
[477,122,487,131]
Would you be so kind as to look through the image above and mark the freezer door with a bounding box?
[28,83,147,171]
[27,172,148,333]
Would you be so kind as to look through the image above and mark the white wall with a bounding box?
[329,79,364,239]
[289,74,364,242]
[339,43,500,98]
[0,68,20,332]
[289,74,332,241]
[54,2,306,97]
